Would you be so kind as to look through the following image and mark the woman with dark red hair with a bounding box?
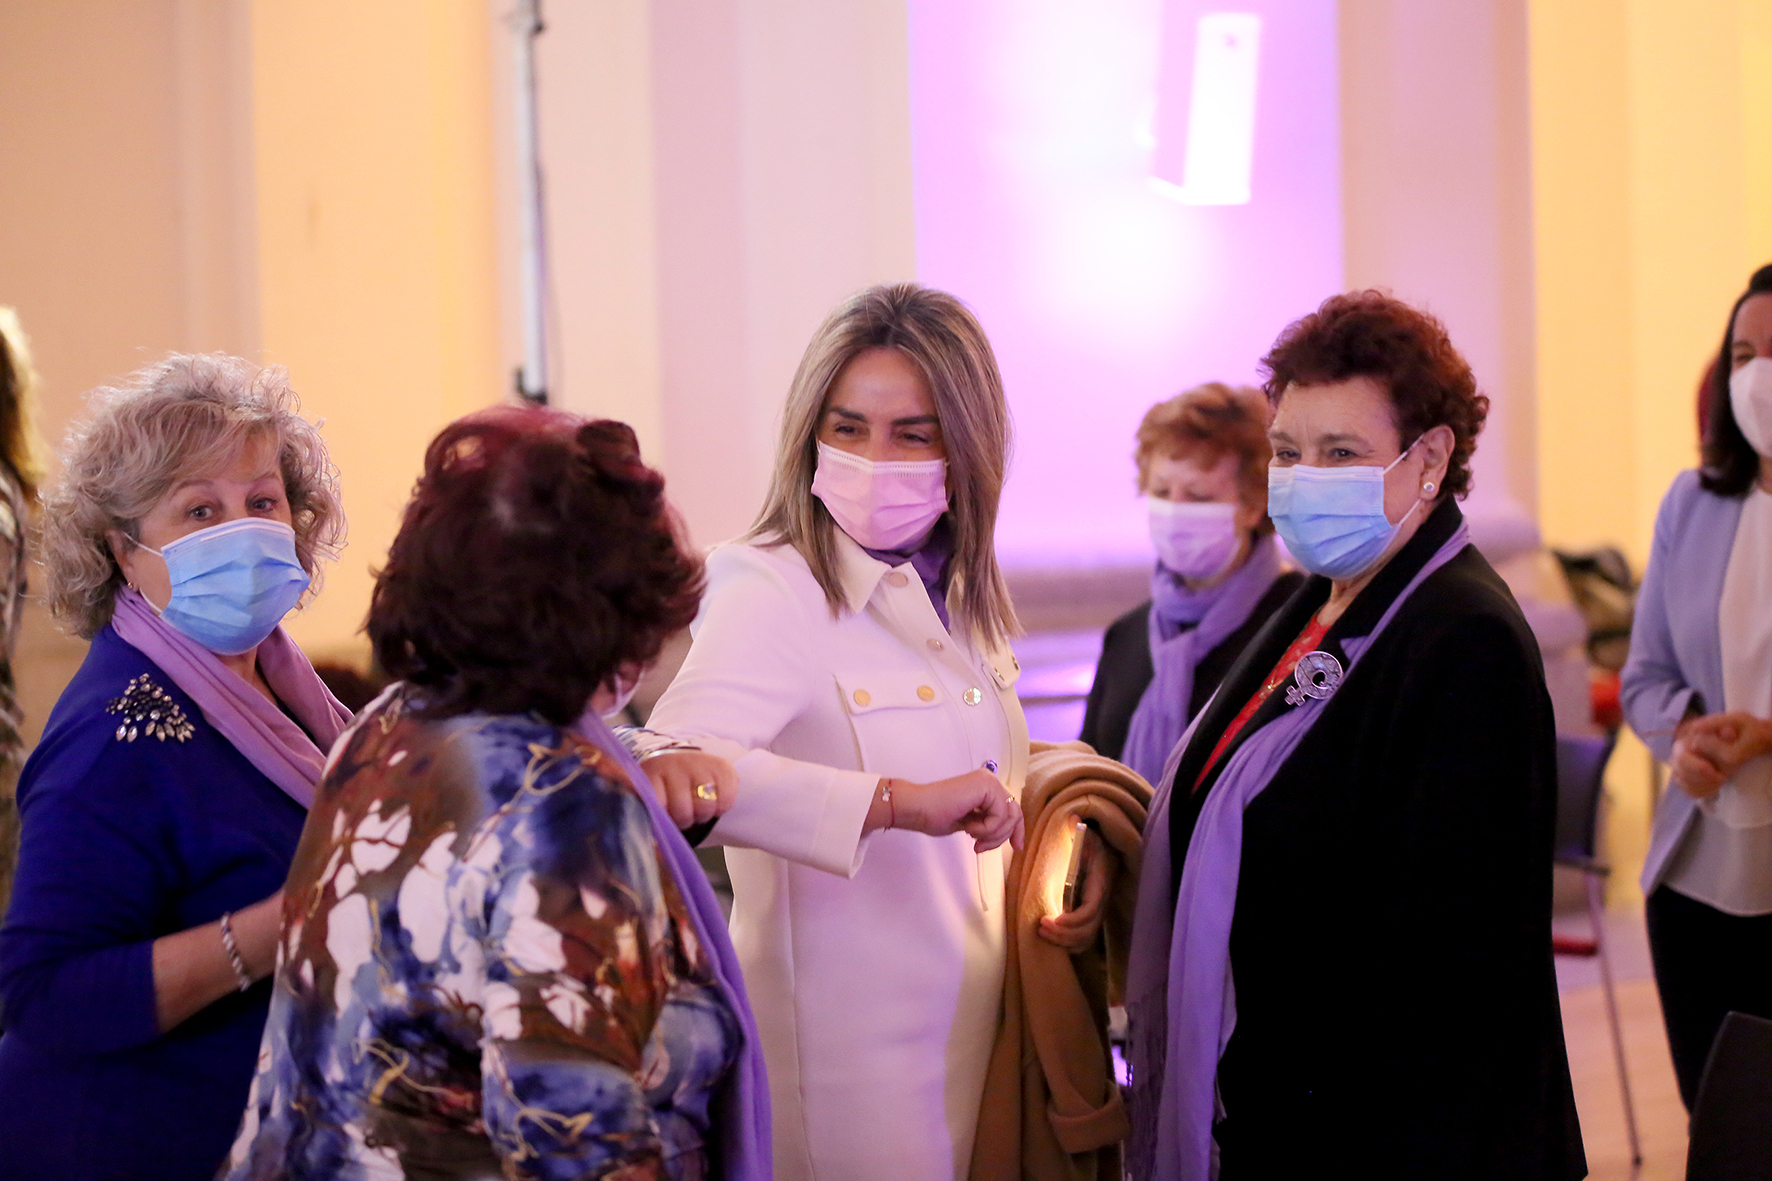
[223,407,770,1180]
[1125,292,1583,1179]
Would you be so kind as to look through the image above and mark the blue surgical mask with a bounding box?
[1267,442,1422,580]
[137,518,310,654]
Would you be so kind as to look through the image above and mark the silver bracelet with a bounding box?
[218,911,252,993]
[615,725,702,763]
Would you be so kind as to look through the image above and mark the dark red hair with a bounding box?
[1261,290,1489,499]
[369,405,703,724]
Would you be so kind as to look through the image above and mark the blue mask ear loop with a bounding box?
[1381,433,1420,475]
[123,535,169,616]
[1382,434,1427,531]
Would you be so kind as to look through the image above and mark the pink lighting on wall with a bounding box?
[908,0,1342,571]
[1150,13,1262,206]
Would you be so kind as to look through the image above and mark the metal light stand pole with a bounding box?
[513,0,549,405]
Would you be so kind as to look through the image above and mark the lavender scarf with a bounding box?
[1121,537,1285,787]
[110,587,351,807]
[571,710,772,1180]
[1124,523,1470,1181]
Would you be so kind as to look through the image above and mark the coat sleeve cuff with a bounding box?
[706,748,880,877]
[1635,684,1696,764]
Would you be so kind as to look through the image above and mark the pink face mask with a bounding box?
[810,442,949,551]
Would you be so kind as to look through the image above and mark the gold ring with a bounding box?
[693,782,718,802]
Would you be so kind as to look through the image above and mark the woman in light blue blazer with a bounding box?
[1622,262,1772,1109]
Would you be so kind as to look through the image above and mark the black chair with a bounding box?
[1551,732,1642,1168]
[1686,1011,1772,1180]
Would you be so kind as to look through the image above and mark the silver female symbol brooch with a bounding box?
[1284,651,1344,707]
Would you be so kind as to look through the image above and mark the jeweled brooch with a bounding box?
[106,674,196,743]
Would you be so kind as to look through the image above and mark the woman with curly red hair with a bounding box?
[1081,383,1303,786]
[1125,292,1584,1179]
[224,406,769,1180]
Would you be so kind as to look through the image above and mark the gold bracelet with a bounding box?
[880,778,897,829]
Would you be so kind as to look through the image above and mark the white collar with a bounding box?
[831,527,897,615]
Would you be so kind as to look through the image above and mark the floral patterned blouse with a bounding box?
[224,685,740,1181]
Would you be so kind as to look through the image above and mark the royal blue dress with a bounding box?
[0,627,308,1180]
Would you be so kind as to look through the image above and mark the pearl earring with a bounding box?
[1423,481,1437,495]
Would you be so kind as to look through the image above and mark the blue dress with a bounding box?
[0,627,308,1179]
[223,684,740,1181]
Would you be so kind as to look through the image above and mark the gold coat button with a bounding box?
[885,571,910,588]
[917,685,935,702]
[853,689,871,707]
[962,687,984,706]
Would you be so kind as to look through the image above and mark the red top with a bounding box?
[1195,615,1331,791]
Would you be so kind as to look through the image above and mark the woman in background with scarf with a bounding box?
[1081,383,1301,786]
[0,355,351,1180]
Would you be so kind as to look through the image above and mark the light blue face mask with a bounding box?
[1267,440,1422,580]
[137,518,311,654]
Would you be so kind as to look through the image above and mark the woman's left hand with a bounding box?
[1037,829,1115,954]
[641,751,738,829]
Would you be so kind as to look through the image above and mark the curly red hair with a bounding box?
[369,406,703,724]
[1260,291,1489,499]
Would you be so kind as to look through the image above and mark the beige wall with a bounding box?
[252,0,503,663]
[1340,0,1540,515]
[492,0,917,552]
[0,1,258,454]
[648,0,918,548]
[1531,0,1772,564]
[0,1,262,740]
[507,0,667,458]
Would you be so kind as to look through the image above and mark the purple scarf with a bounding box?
[1121,537,1285,787]
[110,587,351,808]
[1124,523,1470,1181]
[571,710,772,1180]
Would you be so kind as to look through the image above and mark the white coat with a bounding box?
[648,530,1028,1181]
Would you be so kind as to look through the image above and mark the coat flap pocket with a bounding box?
[836,672,946,715]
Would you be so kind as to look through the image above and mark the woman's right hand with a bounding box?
[870,770,1024,852]
[640,750,739,829]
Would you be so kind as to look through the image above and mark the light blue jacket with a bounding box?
[1620,468,1744,893]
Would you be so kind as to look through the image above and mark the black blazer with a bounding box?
[1079,572,1302,760]
[1168,499,1586,1180]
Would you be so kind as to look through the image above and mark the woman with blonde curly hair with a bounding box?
[0,354,352,1180]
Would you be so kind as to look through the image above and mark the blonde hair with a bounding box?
[749,283,1020,647]
[0,308,49,502]
[42,354,346,638]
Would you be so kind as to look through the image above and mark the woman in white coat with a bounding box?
[650,284,1058,1181]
